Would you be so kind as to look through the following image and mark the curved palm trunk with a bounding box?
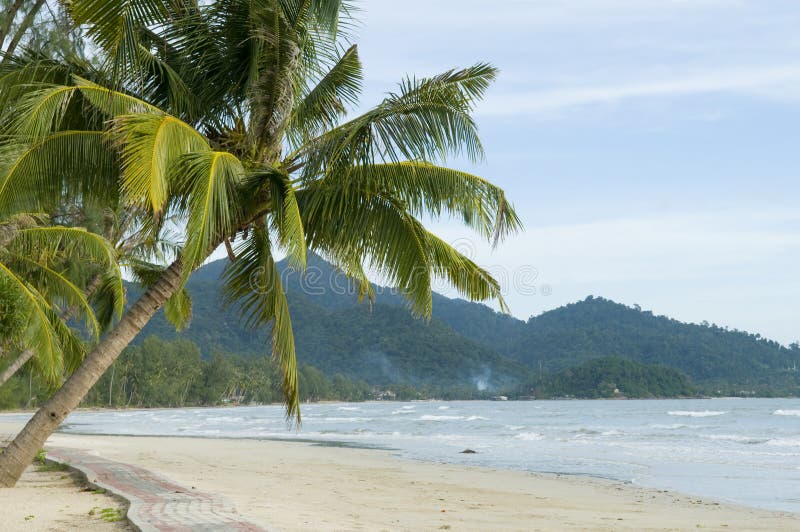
[0,349,34,387]
[0,259,182,487]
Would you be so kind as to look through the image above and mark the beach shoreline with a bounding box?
[1,420,797,530]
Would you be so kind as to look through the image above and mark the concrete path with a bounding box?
[48,446,267,532]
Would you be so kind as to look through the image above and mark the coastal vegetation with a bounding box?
[0,0,518,486]
[0,338,699,409]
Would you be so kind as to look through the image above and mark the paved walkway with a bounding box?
[47,447,268,532]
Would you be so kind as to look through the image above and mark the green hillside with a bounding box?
[506,296,799,388]
[131,255,800,395]
[132,255,531,389]
[530,357,696,399]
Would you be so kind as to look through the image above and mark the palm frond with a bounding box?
[8,253,101,340]
[299,185,433,316]
[0,131,117,215]
[10,226,125,319]
[110,112,209,213]
[285,43,361,144]
[173,150,245,279]
[163,287,192,331]
[424,231,507,312]
[0,261,70,384]
[324,162,521,242]
[267,172,307,270]
[289,63,498,180]
[221,227,300,420]
[66,0,173,80]
[5,76,160,142]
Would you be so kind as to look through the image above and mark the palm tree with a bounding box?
[0,0,520,486]
[0,212,124,386]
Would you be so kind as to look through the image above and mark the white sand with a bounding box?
[0,455,130,531]
[1,420,797,530]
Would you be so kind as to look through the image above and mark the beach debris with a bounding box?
[460,449,477,454]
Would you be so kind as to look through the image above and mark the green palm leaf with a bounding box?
[174,150,245,279]
[110,112,209,213]
[286,43,362,144]
[221,227,300,420]
[0,262,73,384]
[0,131,117,215]
[323,162,521,242]
[9,226,126,320]
[289,63,497,180]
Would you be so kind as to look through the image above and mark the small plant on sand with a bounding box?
[99,507,124,522]
[33,449,46,464]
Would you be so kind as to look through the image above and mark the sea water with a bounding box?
[3,398,800,513]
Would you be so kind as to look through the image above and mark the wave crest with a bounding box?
[667,410,726,418]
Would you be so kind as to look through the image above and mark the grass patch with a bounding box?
[98,507,124,523]
[36,460,69,473]
[32,448,70,472]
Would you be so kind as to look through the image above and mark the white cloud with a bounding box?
[478,65,800,117]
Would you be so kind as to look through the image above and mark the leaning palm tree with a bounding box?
[0,0,520,486]
[0,212,124,387]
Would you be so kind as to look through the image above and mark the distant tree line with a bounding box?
[0,336,503,409]
[517,356,696,399]
[7,337,768,410]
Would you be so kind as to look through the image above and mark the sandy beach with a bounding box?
[1,420,798,530]
[0,424,131,532]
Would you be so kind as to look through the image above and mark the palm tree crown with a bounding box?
[0,0,520,419]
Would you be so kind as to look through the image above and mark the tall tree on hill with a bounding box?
[0,0,520,486]
[1,0,83,64]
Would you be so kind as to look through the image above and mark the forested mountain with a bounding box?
[132,255,531,389]
[507,297,799,388]
[131,255,800,394]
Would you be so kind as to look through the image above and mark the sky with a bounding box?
[345,0,800,344]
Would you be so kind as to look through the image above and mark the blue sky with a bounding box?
[351,1,800,344]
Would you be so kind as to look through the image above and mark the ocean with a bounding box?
[4,398,799,513]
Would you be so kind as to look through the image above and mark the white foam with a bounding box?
[651,423,692,430]
[766,438,800,447]
[506,425,526,431]
[321,417,372,422]
[466,416,489,421]
[337,406,360,411]
[705,434,766,444]
[773,409,800,417]
[205,416,244,423]
[514,432,545,441]
[438,406,451,410]
[668,410,726,418]
[392,409,417,415]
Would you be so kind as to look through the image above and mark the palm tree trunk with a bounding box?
[0,259,183,487]
[0,349,34,387]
